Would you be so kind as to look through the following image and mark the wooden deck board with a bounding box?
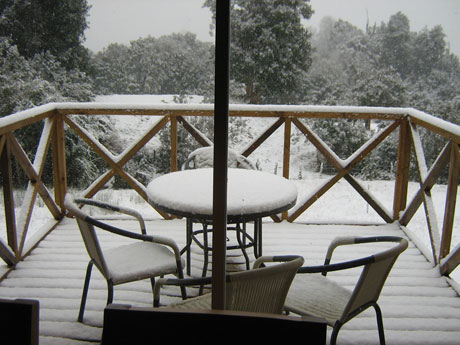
[0,217,459,344]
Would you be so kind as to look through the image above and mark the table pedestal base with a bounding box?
[181,218,263,286]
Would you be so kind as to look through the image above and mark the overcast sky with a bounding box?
[84,0,460,57]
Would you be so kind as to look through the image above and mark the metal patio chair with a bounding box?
[181,146,256,170]
[284,236,408,345]
[153,255,304,314]
[64,194,186,322]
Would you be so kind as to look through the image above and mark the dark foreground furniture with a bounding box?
[0,298,39,345]
[102,304,326,345]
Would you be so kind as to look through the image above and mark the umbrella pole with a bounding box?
[212,0,231,310]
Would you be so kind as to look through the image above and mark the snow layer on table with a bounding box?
[147,168,297,216]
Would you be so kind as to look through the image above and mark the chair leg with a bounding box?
[254,218,263,258]
[107,280,114,305]
[374,303,386,345]
[236,223,250,270]
[78,261,93,322]
[330,322,343,345]
[150,277,155,305]
[184,218,193,276]
[199,223,209,295]
[176,261,187,300]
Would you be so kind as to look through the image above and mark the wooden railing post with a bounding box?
[282,118,292,220]
[0,134,17,266]
[170,116,178,172]
[440,142,459,260]
[393,118,411,221]
[283,117,292,179]
[0,136,18,257]
[51,112,67,210]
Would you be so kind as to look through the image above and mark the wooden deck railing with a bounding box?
[0,103,459,279]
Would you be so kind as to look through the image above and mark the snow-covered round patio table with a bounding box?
[146,168,298,276]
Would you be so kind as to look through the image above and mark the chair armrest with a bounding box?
[153,276,212,307]
[74,198,147,234]
[73,198,184,266]
[324,236,357,266]
[323,236,405,275]
[298,255,374,275]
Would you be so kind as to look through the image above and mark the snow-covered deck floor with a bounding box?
[1,217,460,345]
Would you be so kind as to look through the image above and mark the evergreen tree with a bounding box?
[92,33,213,96]
[379,11,411,77]
[91,43,133,95]
[0,0,103,188]
[204,0,313,104]
[0,0,91,70]
[301,12,460,180]
[409,26,447,77]
[0,38,93,117]
[353,66,406,107]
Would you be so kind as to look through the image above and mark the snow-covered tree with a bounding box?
[300,12,460,180]
[378,12,411,77]
[0,0,91,70]
[353,67,406,107]
[91,43,133,95]
[302,19,369,105]
[204,0,313,104]
[92,33,213,97]
[409,26,447,77]
[0,37,103,188]
[0,38,93,117]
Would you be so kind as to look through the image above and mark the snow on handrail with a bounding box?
[2,102,460,141]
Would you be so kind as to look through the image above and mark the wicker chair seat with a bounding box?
[286,274,351,325]
[105,242,185,285]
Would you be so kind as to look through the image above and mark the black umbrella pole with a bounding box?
[212,0,230,310]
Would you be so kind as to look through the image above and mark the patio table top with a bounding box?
[146,168,298,222]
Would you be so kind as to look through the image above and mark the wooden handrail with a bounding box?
[0,103,459,279]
